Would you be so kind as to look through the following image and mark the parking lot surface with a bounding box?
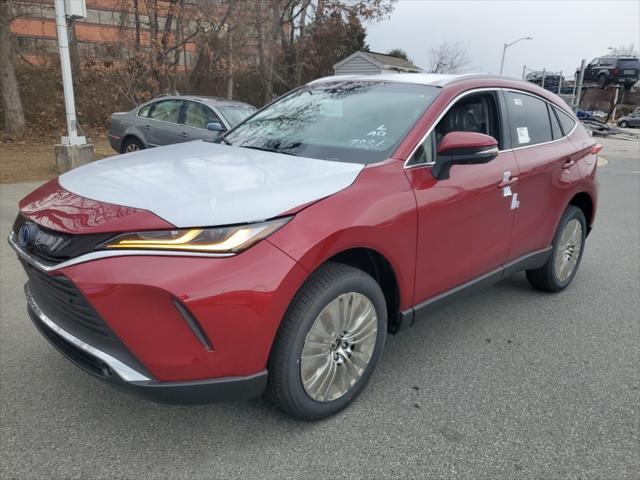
[1,137,638,479]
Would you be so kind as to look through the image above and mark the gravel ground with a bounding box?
[0,137,638,479]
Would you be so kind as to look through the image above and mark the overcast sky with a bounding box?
[366,0,640,78]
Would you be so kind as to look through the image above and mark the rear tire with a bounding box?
[526,206,586,292]
[267,262,387,420]
[597,74,607,89]
[619,120,629,128]
[121,137,144,153]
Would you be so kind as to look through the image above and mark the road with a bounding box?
[1,137,638,479]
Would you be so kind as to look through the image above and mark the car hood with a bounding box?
[57,141,364,228]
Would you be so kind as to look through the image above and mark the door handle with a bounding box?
[562,158,575,169]
[143,124,151,131]
[179,132,188,137]
[497,177,518,188]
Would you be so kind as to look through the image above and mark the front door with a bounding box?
[405,90,519,304]
[180,101,226,142]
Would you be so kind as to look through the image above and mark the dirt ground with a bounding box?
[0,136,115,184]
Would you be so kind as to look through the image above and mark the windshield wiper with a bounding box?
[238,145,298,156]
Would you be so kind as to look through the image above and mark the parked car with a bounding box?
[525,71,564,93]
[9,73,599,420]
[579,55,640,89]
[617,111,640,128]
[108,95,256,153]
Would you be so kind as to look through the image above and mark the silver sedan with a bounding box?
[108,95,256,153]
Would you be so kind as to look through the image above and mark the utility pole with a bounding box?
[499,36,533,75]
[573,58,586,112]
[557,71,563,95]
[54,0,83,145]
[53,0,94,172]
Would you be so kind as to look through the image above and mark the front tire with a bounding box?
[619,120,629,128]
[526,205,587,292]
[267,262,387,420]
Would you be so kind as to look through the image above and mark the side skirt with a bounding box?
[394,247,552,332]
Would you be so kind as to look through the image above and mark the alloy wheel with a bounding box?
[300,292,377,402]
[553,218,583,282]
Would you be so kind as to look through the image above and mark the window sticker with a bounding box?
[349,138,388,150]
[513,98,523,106]
[517,127,531,144]
[366,125,387,137]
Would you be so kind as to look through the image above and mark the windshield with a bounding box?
[218,104,257,126]
[224,81,440,164]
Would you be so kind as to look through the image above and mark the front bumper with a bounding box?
[26,283,267,404]
[10,226,309,402]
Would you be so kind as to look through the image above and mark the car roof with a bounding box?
[148,95,254,108]
[308,73,527,88]
[307,72,575,113]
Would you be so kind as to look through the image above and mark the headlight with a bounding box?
[100,217,290,254]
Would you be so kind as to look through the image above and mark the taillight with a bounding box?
[591,144,603,155]
[613,68,619,75]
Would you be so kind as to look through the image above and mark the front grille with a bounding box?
[22,260,115,340]
[12,215,113,265]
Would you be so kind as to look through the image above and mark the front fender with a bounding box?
[267,159,418,311]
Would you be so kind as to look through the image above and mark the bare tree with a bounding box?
[609,43,638,56]
[0,0,25,134]
[428,40,471,74]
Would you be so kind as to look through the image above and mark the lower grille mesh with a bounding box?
[21,260,115,339]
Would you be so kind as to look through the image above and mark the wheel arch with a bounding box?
[327,248,402,333]
[120,133,145,152]
[568,191,595,235]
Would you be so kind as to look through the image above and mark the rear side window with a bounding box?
[148,100,182,123]
[504,91,552,146]
[554,107,577,136]
[548,105,563,140]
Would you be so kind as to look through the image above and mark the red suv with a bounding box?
[9,74,599,420]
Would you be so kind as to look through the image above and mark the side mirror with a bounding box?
[206,122,225,132]
[432,131,499,180]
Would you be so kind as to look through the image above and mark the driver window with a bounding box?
[409,92,501,166]
[183,101,222,129]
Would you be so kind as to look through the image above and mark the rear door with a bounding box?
[145,99,185,146]
[504,91,579,259]
[405,90,519,303]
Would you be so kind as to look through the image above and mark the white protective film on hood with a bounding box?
[59,141,364,227]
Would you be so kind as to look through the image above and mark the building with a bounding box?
[9,0,200,70]
[333,51,422,76]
